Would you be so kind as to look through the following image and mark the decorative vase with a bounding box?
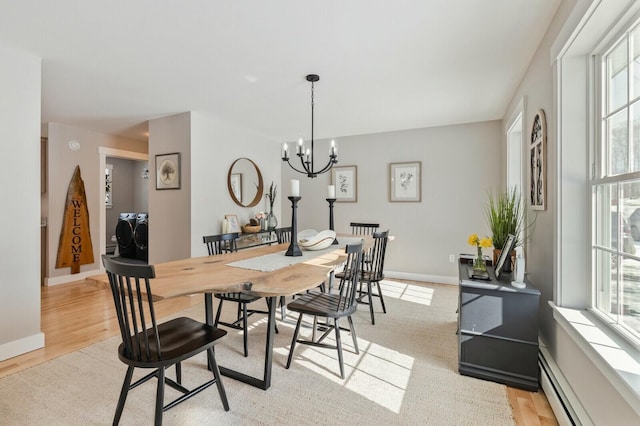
[266,209,278,231]
[473,246,486,272]
[493,248,515,272]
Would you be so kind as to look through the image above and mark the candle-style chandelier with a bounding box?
[282,74,338,178]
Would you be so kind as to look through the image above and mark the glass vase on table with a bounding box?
[473,245,486,272]
[267,208,278,231]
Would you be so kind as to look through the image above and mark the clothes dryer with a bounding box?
[134,213,149,262]
[115,213,137,259]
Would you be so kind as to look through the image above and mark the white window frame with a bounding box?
[553,0,640,411]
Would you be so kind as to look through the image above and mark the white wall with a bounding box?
[190,111,280,258]
[0,45,43,360]
[281,121,502,283]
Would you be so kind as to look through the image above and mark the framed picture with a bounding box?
[225,214,240,233]
[332,165,358,202]
[155,152,181,190]
[230,173,242,203]
[529,109,546,210]
[389,161,421,202]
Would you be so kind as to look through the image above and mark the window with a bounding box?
[593,19,640,342]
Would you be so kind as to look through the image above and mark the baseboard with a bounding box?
[539,342,591,426]
[45,268,102,286]
[384,270,458,285]
[0,332,45,362]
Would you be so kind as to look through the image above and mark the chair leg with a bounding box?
[334,318,344,379]
[347,315,359,354]
[207,347,229,411]
[367,281,375,325]
[377,281,387,313]
[175,362,182,384]
[113,366,134,425]
[286,314,303,369]
[242,302,249,357]
[154,367,165,426]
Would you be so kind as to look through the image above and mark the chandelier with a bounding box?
[282,74,338,178]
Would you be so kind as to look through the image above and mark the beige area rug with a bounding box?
[0,281,515,425]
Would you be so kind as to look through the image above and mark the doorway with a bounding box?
[99,147,148,267]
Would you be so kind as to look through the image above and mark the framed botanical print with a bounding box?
[156,152,181,190]
[389,161,421,202]
[529,110,546,210]
[332,165,358,202]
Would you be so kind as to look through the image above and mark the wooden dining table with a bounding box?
[89,237,366,390]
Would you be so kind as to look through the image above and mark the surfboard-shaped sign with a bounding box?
[55,165,95,274]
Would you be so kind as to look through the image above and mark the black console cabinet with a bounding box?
[457,260,540,391]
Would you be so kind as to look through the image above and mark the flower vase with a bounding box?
[473,246,486,272]
[266,209,278,231]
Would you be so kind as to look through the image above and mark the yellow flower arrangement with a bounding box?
[468,233,492,271]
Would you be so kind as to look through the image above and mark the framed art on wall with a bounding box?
[332,165,358,202]
[156,152,181,190]
[389,161,421,202]
[529,109,546,210]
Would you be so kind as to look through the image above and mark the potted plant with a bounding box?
[484,186,532,270]
[265,182,278,230]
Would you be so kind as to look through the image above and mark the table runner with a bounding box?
[227,237,363,272]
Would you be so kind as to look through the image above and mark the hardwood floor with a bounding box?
[0,279,558,425]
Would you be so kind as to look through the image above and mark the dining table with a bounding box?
[88,235,368,390]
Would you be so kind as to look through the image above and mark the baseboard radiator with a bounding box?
[538,345,589,426]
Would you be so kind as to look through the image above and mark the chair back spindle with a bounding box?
[337,242,364,312]
[350,222,379,236]
[103,255,161,362]
[367,230,389,279]
[275,227,292,244]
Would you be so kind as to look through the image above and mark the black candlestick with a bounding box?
[285,196,302,256]
[326,198,339,245]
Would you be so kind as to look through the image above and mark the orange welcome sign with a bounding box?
[55,165,94,274]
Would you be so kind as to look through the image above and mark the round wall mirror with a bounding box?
[227,158,263,207]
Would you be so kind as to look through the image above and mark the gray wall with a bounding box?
[281,121,502,283]
[44,123,146,282]
[0,45,43,360]
[148,113,192,264]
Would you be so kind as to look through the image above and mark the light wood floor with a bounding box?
[0,279,558,425]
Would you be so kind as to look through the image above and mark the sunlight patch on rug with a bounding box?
[275,331,414,413]
[379,279,434,305]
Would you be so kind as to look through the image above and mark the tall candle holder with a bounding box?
[326,198,339,245]
[285,196,302,256]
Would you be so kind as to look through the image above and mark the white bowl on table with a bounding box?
[298,229,336,251]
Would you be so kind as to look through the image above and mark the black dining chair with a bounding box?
[350,222,379,236]
[357,230,390,324]
[203,232,273,357]
[275,226,292,244]
[101,255,229,425]
[335,230,389,324]
[285,241,364,379]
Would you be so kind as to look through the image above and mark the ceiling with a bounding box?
[0,1,561,142]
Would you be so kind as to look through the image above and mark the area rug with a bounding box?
[0,280,515,425]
